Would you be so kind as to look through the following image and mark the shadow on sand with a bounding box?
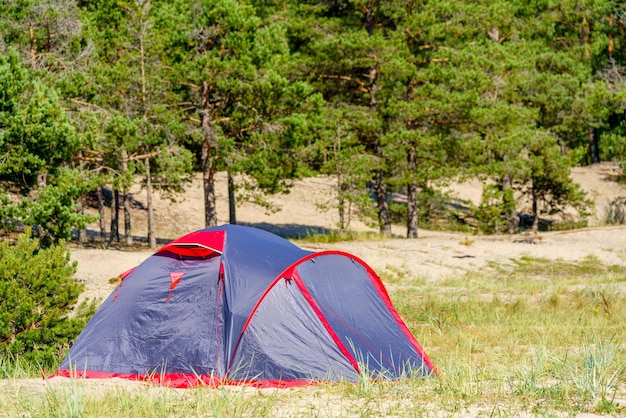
[75,222,334,249]
[238,222,334,239]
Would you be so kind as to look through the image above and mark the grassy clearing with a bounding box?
[389,255,626,416]
[1,256,626,417]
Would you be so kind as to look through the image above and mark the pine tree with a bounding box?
[156,0,317,226]
[0,229,95,367]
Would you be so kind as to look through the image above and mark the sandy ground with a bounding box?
[3,162,626,416]
[69,162,626,302]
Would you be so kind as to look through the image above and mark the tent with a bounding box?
[56,225,435,388]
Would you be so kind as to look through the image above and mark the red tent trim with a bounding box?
[226,249,433,377]
[156,230,225,258]
[358,261,438,375]
[119,266,136,280]
[51,369,318,389]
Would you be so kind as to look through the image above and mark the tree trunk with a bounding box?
[111,188,120,242]
[201,81,218,227]
[121,150,133,245]
[202,140,218,228]
[375,167,392,236]
[334,129,346,231]
[124,192,132,245]
[501,174,518,234]
[589,127,599,164]
[137,2,155,248]
[228,172,237,225]
[608,13,615,58]
[29,24,36,69]
[97,186,106,244]
[337,178,346,232]
[501,153,518,234]
[145,157,156,249]
[531,183,539,232]
[368,56,390,236]
[76,154,87,243]
[406,143,418,238]
[76,194,87,244]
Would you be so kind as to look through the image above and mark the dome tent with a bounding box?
[56,225,435,388]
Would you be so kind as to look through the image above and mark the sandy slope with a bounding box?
[69,162,626,302]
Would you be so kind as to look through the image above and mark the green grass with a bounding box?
[1,256,626,417]
[489,254,626,279]
[0,354,41,379]
[387,255,626,415]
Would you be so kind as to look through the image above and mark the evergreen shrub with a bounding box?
[0,229,95,370]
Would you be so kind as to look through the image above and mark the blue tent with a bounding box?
[56,225,434,387]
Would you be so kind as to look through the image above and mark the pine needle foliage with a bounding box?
[0,229,95,370]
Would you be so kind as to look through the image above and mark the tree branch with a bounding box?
[69,98,109,113]
[321,74,370,92]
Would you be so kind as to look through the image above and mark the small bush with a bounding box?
[603,197,626,225]
[474,184,517,234]
[0,229,95,369]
